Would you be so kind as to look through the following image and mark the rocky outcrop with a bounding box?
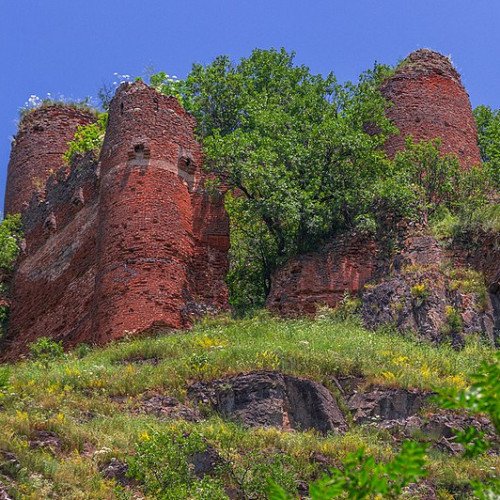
[188,371,347,433]
[347,387,430,424]
[362,235,495,344]
[133,392,201,422]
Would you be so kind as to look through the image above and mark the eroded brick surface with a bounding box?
[4,106,96,215]
[2,83,229,358]
[381,49,481,167]
[266,234,379,315]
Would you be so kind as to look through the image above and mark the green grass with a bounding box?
[0,314,497,498]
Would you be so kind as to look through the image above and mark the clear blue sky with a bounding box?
[1,0,499,210]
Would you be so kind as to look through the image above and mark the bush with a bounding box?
[436,351,500,497]
[0,214,22,271]
[63,112,108,164]
[127,428,227,499]
[269,440,427,499]
[28,337,65,367]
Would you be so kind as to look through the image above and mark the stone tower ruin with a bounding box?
[1,82,229,358]
[5,106,96,215]
[381,49,481,167]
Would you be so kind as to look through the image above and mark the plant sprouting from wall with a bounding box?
[0,215,22,272]
[63,112,108,164]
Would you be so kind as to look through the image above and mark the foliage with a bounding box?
[63,112,108,164]
[474,105,500,189]
[127,428,226,499]
[390,138,495,224]
[0,367,9,392]
[410,282,429,301]
[224,193,276,313]
[149,72,191,109]
[28,337,65,368]
[437,351,499,434]
[269,440,427,499]
[0,214,22,271]
[188,49,395,255]
[19,93,95,119]
[436,351,500,497]
[443,305,463,336]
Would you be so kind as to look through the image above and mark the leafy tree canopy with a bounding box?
[474,105,500,189]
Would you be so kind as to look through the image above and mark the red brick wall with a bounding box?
[266,235,378,316]
[381,49,481,167]
[2,83,229,358]
[92,82,229,343]
[3,155,100,358]
[4,105,96,215]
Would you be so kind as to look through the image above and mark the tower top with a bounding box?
[395,49,461,83]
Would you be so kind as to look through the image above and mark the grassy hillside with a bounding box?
[0,313,497,498]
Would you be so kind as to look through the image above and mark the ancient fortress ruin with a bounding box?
[1,49,498,357]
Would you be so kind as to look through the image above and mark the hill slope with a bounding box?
[0,313,497,498]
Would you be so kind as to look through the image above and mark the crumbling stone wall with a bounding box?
[2,82,229,358]
[381,49,481,167]
[267,50,495,337]
[3,153,100,357]
[4,105,96,215]
[266,234,379,315]
[93,82,229,342]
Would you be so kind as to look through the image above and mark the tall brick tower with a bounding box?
[93,82,229,343]
[381,49,481,167]
[4,105,96,215]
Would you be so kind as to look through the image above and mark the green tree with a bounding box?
[161,49,396,309]
[0,214,22,271]
[474,105,500,189]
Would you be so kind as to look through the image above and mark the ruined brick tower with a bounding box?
[1,82,229,357]
[5,106,96,215]
[93,82,229,342]
[381,49,481,167]
[267,49,485,317]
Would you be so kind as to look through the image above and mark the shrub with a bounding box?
[0,214,22,271]
[28,337,65,367]
[63,112,108,164]
[269,440,427,499]
[436,351,500,497]
[443,306,463,335]
[410,283,429,307]
[127,428,227,499]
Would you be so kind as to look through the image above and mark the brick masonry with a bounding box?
[267,49,486,317]
[381,49,481,167]
[4,106,96,215]
[2,82,229,358]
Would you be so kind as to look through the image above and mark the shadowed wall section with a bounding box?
[4,105,96,215]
